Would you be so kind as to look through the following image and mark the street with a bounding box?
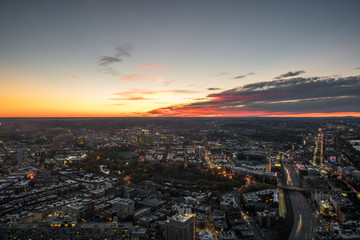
[283,163,314,240]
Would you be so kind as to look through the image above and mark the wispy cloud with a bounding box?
[147,75,360,117]
[213,72,228,76]
[274,70,305,79]
[98,67,120,76]
[355,66,360,70]
[118,74,166,82]
[98,45,132,67]
[110,97,154,101]
[233,72,255,79]
[135,64,170,72]
[98,56,122,66]
[207,88,222,91]
[64,72,77,79]
[97,45,133,75]
[170,90,203,94]
[113,89,203,96]
[110,88,203,103]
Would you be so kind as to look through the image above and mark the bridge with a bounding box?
[277,185,359,194]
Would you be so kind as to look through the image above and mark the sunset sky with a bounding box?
[1,0,360,117]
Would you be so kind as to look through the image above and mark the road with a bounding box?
[283,163,314,240]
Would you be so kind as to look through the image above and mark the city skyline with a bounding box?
[1,0,360,117]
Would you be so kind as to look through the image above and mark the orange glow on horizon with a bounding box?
[264,112,360,117]
[2,66,359,118]
[1,87,359,118]
[1,107,359,118]
[1,88,360,118]
[1,71,359,118]
[145,106,360,118]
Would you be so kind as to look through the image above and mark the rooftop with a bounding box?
[171,213,195,223]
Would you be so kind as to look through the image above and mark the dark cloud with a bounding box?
[98,56,121,66]
[233,72,255,79]
[355,66,360,70]
[274,70,305,79]
[207,88,222,91]
[98,45,133,67]
[249,96,360,113]
[148,75,360,116]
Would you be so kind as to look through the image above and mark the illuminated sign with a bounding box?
[329,156,336,162]
[296,164,305,170]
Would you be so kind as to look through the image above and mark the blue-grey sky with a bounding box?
[1,0,360,117]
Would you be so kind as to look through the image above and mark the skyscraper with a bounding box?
[16,148,27,166]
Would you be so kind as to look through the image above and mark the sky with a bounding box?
[1,0,360,117]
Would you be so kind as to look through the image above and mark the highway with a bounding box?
[283,163,314,240]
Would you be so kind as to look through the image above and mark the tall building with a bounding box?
[165,213,195,240]
[16,149,27,166]
[117,198,135,220]
[51,137,59,151]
